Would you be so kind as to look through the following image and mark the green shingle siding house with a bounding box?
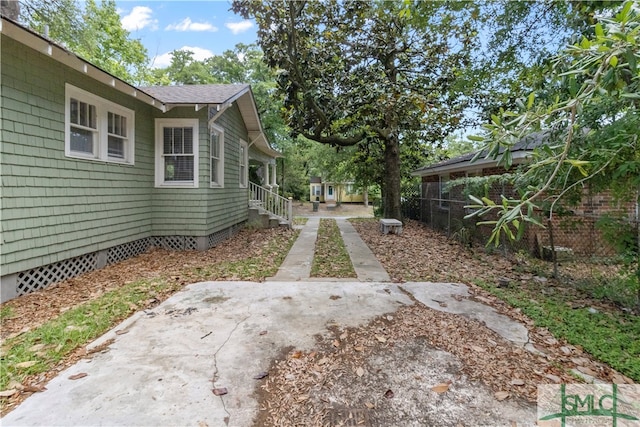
[0,17,281,302]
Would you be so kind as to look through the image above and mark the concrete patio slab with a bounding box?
[2,281,412,427]
[401,282,530,348]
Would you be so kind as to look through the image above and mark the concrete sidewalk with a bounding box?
[270,217,390,282]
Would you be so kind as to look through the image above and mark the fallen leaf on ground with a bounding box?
[365,402,374,409]
[22,385,46,393]
[253,371,269,380]
[28,344,46,352]
[510,379,525,386]
[0,389,18,397]
[212,387,228,396]
[356,367,364,377]
[384,389,394,399]
[115,330,128,335]
[431,382,451,393]
[68,373,88,380]
[14,361,37,369]
[495,391,510,401]
[291,350,303,359]
[375,335,386,343]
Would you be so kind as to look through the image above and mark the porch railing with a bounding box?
[249,182,293,227]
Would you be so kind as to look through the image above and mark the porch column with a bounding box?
[263,161,271,190]
[270,162,278,190]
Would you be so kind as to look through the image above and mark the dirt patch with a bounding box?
[251,300,594,426]
[293,202,374,218]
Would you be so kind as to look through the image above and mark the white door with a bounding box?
[326,185,335,201]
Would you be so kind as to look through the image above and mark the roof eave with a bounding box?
[1,17,166,112]
[411,151,532,176]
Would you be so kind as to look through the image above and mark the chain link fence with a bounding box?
[401,195,640,311]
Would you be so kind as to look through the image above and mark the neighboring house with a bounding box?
[309,177,365,204]
[412,135,637,258]
[0,17,283,302]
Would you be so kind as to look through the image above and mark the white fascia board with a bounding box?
[1,17,165,112]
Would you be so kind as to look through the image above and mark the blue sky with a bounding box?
[115,1,258,68]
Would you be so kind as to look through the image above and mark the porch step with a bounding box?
[248,207,286,229]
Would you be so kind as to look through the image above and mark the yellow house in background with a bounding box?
[309,177,365,204]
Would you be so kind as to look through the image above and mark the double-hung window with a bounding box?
[155,119,199,188]
[210,125,224,187]
[239,139,248,188]
[65,84,134,164]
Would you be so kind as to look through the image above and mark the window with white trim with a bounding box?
[239,139,248,188]
[65,84,134,164]
[210,125,224,187]
[155,118,199,188]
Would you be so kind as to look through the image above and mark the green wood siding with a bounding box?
[150,107,209,235]
[1,35,258,277]
[205,104,250,234]
[1,35,154,275]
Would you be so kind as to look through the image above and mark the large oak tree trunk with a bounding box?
[383,136,402,220]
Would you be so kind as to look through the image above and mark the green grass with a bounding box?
[474,279,640,382]
[311,218,356,278]
[193,229,298,280]
[0,228,299,394]
[293,217,309,226]
[0,306,14,322]
[1,278,182,391]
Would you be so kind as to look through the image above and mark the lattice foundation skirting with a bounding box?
[16,252,98,296]
[4,223,245,301]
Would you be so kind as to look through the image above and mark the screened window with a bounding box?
[239,139,248,188]
[107,112,127,159]
[65,84,134,164]
[69,98,97,155]
[163,127,194,181]
[155,119,199,188]
[210,125,224,187]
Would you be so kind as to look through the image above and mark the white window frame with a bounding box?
[239,139,248,188]
[209,124,224,188]
[311,184,321,197]
[154,118,199,188]
[65,84,135,164]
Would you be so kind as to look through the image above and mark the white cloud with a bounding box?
[225,20,253,35]
[151,46,215,68]
[165,17,218,32]
[121,6,157,32]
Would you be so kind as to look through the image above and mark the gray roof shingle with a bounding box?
[413,132,549,174]
[138,84,250,104]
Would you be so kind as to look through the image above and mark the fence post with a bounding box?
[547,217,558,278]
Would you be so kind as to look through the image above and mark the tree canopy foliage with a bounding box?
[232,0,476,219]
[8,0,151,84]
[467,1,639,248]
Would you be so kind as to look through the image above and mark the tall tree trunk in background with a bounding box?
[383,135,401,220]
